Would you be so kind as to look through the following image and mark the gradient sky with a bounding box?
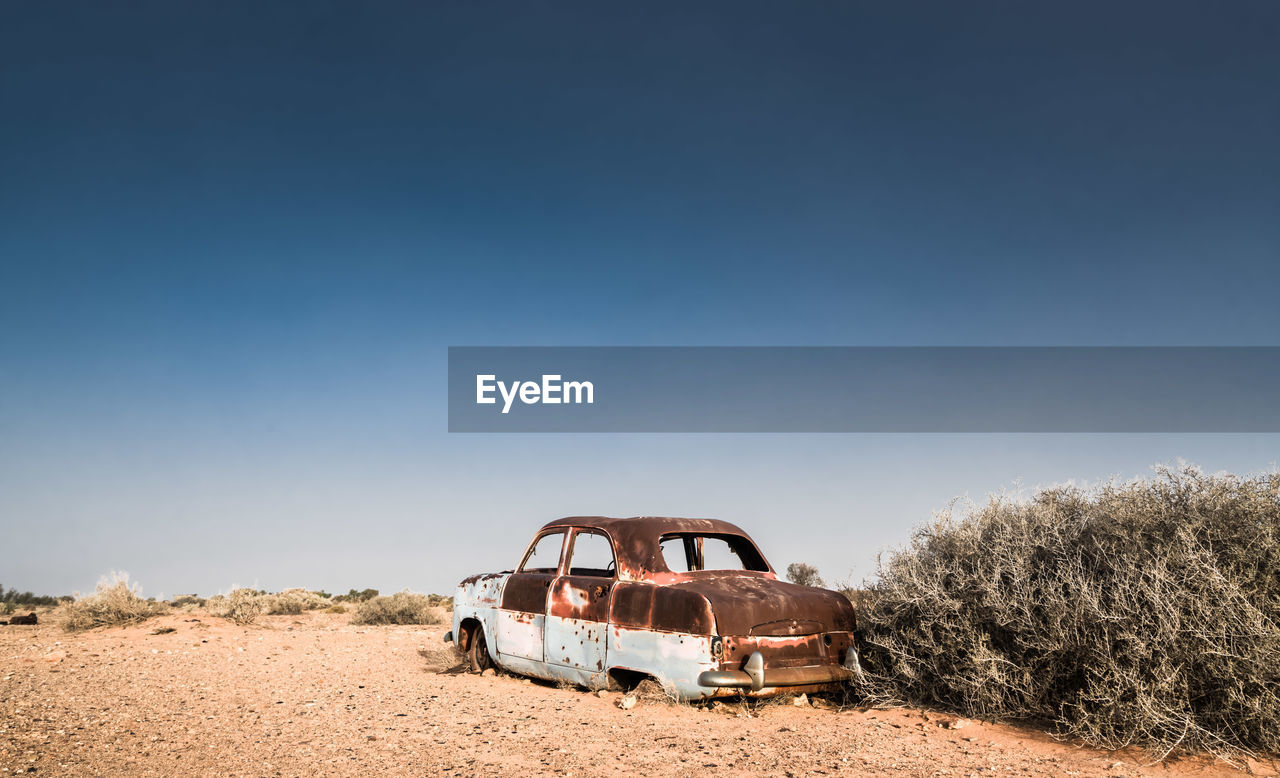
[2,2,1278,598]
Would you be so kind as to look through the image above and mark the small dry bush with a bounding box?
[856,465,1280,762]
[633,677,680,705]
[264,588,328,615]
[54,573,166,632]
[350,591,443,625]
[206,588,266,625]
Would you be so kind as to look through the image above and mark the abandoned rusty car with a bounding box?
[446,516,861,699]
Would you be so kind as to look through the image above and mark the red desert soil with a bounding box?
[2,611,1275,777]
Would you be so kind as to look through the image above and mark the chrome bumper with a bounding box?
[697,648,861,692]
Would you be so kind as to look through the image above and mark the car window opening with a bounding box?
[659,533,769,572]
[520,531,565,573]
[567,530,616,577]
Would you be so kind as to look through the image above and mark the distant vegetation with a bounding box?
[784,562,863,605]
[263,588,329,614]
[169,594,206,609]
[784,562,825,588]
[1,585,70,614]
[350,591,445,625]
[194,587,449,625]
[24,572,451,631]
[204,587,334,622]
[5,577,455,623]
[854,465,1280,763]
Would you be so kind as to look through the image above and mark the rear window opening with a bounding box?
[659,533,769,573]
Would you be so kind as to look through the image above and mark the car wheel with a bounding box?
[468,626,495,673]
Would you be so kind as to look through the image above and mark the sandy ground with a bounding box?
[2,611,1275,777]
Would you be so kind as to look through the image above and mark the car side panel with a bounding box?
[607,624,717,699]
[544,615,608,672]
[496,572,555,662]
[452,573,508,668]
[545,575,611,673]
[609,581,715,634]
[496,610,545,661]
[501,572,555,613]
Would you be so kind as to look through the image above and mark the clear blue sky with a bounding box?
[2,2,1277,597]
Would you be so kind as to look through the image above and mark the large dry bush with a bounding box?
[54,573,166,631]
[856,465,1280,761]
[350,591,443,625]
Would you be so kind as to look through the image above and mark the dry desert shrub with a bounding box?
[350,591,444,625]
[53,572,166,632]
[264,588,328,615]
[206,588,266,625]
[855,465,1280,762]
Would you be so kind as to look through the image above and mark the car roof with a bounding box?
[537,516,771,578]
[540,515,750,536]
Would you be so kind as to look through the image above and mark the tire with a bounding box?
[468,626,495,673]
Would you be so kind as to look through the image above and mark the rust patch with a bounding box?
[459,572,506,586]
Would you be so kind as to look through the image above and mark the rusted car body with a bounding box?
[447,516,860,699]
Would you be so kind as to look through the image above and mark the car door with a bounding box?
[545,528,615,673]
[497,529,565,663]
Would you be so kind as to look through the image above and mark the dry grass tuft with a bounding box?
[855,464,1280,763]
[53,573,166,632]
[350,591,444,625]
[418,646,466,673]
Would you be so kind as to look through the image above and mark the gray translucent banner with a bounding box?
[447,347,1280,432]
